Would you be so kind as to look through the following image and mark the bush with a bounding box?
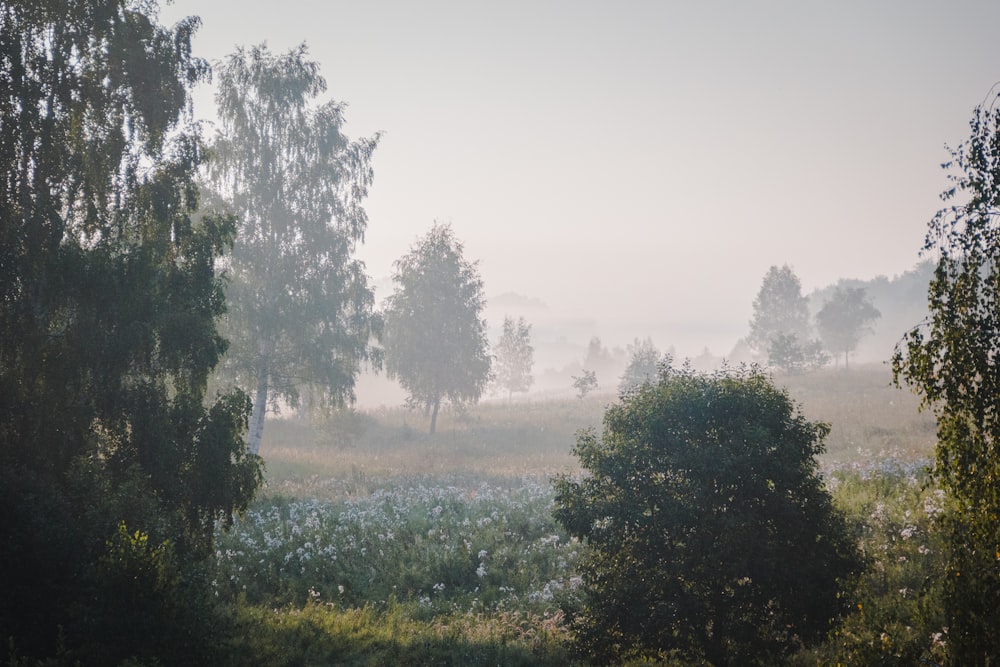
[553,364,861,665]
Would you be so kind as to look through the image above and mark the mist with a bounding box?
[160,0,1000,392]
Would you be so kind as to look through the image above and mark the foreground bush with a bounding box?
[554,365,862,665]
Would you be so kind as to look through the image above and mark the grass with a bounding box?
[220,363,944,665]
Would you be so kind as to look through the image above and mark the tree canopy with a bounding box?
[892,89,1000,664]
[748,264,811,355]
[0,1,261,661]
[817,286,880,368]
[554,365,860,665]
[206,43,381,455]
[382,224,491,434]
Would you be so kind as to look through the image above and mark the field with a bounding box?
[217,364,945,665]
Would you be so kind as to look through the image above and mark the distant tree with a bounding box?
[892,91,1000,664]
[553,365,861,665]
[768,334,830,374]
[583,336,624,386]
[572,369,599,398]
[0,2,262,662]
[382,224,491,434]
[749,265,812,355]
[207,44,380,455]
[817,286,881,369]
[619,337,661,392]
[493,316,534,400]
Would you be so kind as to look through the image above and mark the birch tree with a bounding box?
[382,224,491,434]
[493,315,534,400]
[208,44,380,455]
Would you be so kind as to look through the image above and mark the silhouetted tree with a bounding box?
[768,334,829,374]
[0,2,261,661]
[892,90,1000,665]
[207,43,380,455]
[382,224,491,434]
[619,337,661,392]
[554,365,860,665]
[493,315,534,400]
[749,265,811,355]
[817,286,880,369]
[572,369,598,398]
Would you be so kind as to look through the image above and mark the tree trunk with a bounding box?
[248,369,268,456]
[429,396,441,435]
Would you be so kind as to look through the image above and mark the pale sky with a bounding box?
[162,0,1000,359]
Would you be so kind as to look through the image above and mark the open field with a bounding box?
[259,363,936,496]
[219,363,943,665]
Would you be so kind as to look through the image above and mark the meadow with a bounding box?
[217,364,946,665]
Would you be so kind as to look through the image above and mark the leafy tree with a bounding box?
[749,264,812,355]
[554,365,860,665]
[618,337,661,392]
[492,315,534,400]
[892,91,1000,665]
[572,369,598,398]
[0,1,261,661]
[382,224,491,434]
[206,43,380,455]
[817,286,881,369]
[768,333,830,374]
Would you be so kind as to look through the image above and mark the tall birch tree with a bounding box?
[208,44,380,455]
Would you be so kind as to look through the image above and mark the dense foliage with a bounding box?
[892,90,1000,665]
[0,1,262,662]
[382,224,491,434]
[554,365,861,665]
[207,43,380,455]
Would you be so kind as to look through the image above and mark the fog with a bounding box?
[163,0,1000,382]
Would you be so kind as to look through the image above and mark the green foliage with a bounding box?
[817,286,881,368]
[224,600,573,667]
[749,264,812,355]
[892,90,1000,665]
[493,315,535,400]
[553,365,861,665]
[795,459,947,666]
[207,43,381,455]
[214,475,582,616]
[0,1,261,661]
[382,224,491,434]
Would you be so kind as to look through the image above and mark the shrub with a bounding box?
[553,364,861,665]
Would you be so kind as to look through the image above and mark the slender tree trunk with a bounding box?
[429,396,441,435]
[248,368,268,456]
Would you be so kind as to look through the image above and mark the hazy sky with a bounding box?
[162,0,1000,357]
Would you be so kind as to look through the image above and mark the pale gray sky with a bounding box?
[162,0,1000,358]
